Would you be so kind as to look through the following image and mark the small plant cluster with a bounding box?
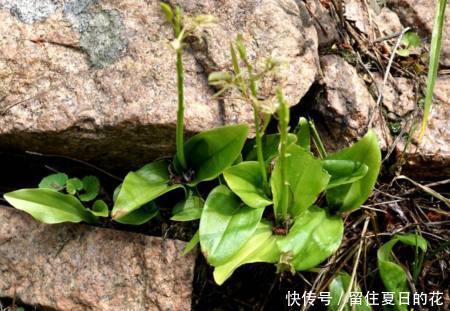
[3,4,427,308]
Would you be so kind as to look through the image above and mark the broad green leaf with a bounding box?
[181,124,249,185]
[38,173,68,190]
[377,233,427,311]
[271,144,330,217]
[91,199,109,217]
[4,188,97,224]
[66,178,83,195]
[213,221,280,285]
[323,160,368,189]
[183,230,200,256]
[244,133,297,163]
[223,161,272,208]
[329,272,371,311]
[326,130,381,213]
[277,206,343,271]
[171,193,203,221]
[295,117,311,151]
[78,176,100,202]
[112,160,181,219]
[114,202,159,225]
[199,185,264,266]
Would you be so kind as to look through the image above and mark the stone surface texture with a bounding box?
[169,0,319,125]
[305,0,340,48]
[0,0,318,169]
[313,55,391,151]
[397,76,450,177]
[373,74,416,119]
[387,0,450,66]
[0,206,196,311]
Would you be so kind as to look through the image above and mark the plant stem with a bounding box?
[174,8,187,170]
[253,108,269,194]
[249,80,269,194]
[309,120,327,159]
[243,53,269,194]
[276,89,290,221]
[419,0,447,141]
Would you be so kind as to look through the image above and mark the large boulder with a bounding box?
[0,0,319,168]
[169,0,319,125]
[0,206,196,311]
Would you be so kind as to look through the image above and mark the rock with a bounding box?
[169,0,319,125]
[373,7,404,38]
[344,0,369,34]
[0,206,196,311]
[0,0,318,168]
[396,76,450,177]
[313,55,391,151]
[372,74,416,118]
[387,0,450,66]
[305,0,340,48]
[0,0,222,170]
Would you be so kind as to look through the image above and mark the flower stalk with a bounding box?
[276,88,290,221]
[173,7,187,170]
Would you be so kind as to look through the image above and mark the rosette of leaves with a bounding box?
[196,38,382,285]
[4,173,108,224]
[110,4,248,224]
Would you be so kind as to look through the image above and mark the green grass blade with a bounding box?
[419,0,447,140]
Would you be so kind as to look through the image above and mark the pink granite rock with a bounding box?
[0,206,196,311]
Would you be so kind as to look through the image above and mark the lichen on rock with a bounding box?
[79,10,127,68]
[0,0,59,24]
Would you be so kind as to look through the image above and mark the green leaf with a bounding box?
[171,193,203,221]
[160,2,174,23]
[396,48,411,57]
[183,230,200,256]
[223,161,272,208]
[295,117,311,151]
[78,176,100,202]
[276,206,343,271]
[4,189,97,224]
[271,144,330,217]
[377,233,427,311]
[401,32,421,48]
[244,133,297,163]
[199,185,265,266]
[213,221,280,285]
[91,199,109,217]
[112,160,181,219]
[181,124,249,186]
[114,202,159,225]
[325,130,381,213]
[38,173,68,190]
[323,160,368,189]
[328,272,372,311]
[66,177,83,195]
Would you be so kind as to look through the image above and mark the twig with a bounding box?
[373,30,406,43]
[368,27,410,129]
[25,151,123,181]
[337,217,370,311]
